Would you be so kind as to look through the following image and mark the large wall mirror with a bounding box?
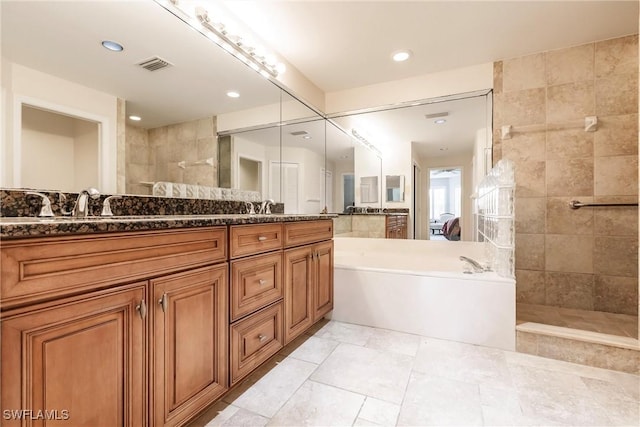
[1,0,309,198]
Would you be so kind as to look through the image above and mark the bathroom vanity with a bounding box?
[0,209,334,427]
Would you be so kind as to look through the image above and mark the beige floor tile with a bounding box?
[312,320,376,346]
[267,380,364,427]
[225,357,318,418]
[412,338,514,389]
[279,335,340,365]
[397,372,483,426]
[217,408,269,427]
[364,328,421,357]
[310,343,413,404]
[357,397,400,426]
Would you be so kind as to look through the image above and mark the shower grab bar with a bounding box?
[569,200,638,209]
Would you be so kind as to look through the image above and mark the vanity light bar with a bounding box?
[158,0,281,78]
[351,129,382,157]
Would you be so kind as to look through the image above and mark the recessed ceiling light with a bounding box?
[102,40,123,52]
[434,119,447,124]
[392,50,412,62]
[303,135,312,140]
[129,115,141,121]
[227,91,240,98]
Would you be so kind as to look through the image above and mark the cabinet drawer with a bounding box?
[283,220,333,248]
[229,223,283,258]
[230,252,283,322]
[1,227,227,310]
[230,302,283,385]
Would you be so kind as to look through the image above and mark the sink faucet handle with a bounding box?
[264,199,275,215]
[245,201,256,215]
[101,195,122,216]
[25,192,54,217]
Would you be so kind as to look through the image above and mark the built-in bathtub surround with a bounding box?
[476,159,515,278]
[331,237,516,350]
[493,34,639,318]
[0,188,284,219]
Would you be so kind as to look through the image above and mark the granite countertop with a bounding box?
[0,214,337,239]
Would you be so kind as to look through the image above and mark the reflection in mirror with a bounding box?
[360,176,379,203]
[1,1,285,195]
[325,121,355,214]
[386,175,405,202]
[329,91,491,240]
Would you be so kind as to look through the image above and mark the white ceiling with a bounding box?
[221,0,639,92]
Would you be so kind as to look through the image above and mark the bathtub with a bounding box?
[329,237,516,350]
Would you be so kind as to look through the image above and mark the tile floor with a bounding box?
[188,320,639,427]
[517,303,638,338]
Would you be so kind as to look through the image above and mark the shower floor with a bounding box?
[516,303,638,339]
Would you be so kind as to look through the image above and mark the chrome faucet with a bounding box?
[459,256,489,273]
[72,187,100,217]
[26,192,54,217]
[245,201,256,215]
[259,199,275,215]
[101,195,121,216]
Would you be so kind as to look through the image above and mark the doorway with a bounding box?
[238,156,262,193]
[428,167,462,241]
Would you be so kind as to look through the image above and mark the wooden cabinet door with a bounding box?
[283,246,313,344]
[1,283,147,427]
[313,241,334,321]
[151,265,228,427]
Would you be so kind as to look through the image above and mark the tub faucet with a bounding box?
[72,187,100,218]
[459,256,489,273]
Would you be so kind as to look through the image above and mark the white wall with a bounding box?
[1,61,118,192]
[21,106,99,192]
[325,63,493,114]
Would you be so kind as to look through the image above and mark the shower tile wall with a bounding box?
[493,35,639,317]
[125,117,218,194]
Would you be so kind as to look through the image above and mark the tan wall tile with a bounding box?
[514,160,545,197]
[546,128,594,160]
[604,346,640,374]
[495,88,546,127]
[546,158,594,197]
[196,117,215,139]
[515,331,538,355]
[546,43,594,86]
[595,34,639,78]
[545,234,593,273]
[594,275,639,315]
[594,197,639,237]
[594,236,638,277]
[515,197,545,234]
[546,197,594,235]
[502,132,545,163]
[594,155,638,196]
[503,53,546,92]
[515,269,545,304]
[544,271,594,310]
[515,233,545,270]
[493,61,503,94]
[595,73,638,116]
[594,114,638,157]
[547,81,595,123]
[197,137,216,159]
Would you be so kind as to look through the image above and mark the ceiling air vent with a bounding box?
[425,112,449,119]
[290,131,308,136]
[137,57,172,72]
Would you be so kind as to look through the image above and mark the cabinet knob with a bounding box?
[258,334,268,342]
[258,236,267,242]
[259,279,267,286]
